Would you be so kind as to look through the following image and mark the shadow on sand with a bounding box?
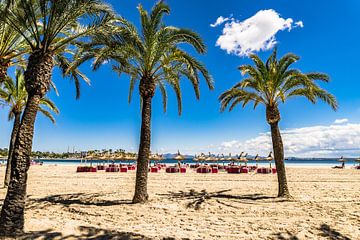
[27,192,132,210]
[319,224,351,240]
[17,226,155,240]
[157,189,285,209]
[272,224,352,240]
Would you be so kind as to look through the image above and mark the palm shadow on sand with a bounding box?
[157,189,286,210]
[18,226,156,240]
[26,192,132,210]
[272,224,352,240]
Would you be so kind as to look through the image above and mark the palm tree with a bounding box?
[0,68,59,187]
[73,1,214,203]
[219,49,337,198]
[0,3,27,83]
[0,0,113,236]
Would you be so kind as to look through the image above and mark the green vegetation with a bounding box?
[74,1,213,203]
[219,49,337,198]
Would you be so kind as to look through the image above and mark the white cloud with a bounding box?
[210,16,232,27]
[295,21,304,28]
[334,118,349,124]
[214,9,303,57]
[218,123,360,158]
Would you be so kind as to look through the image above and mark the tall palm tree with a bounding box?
[73,1,214,203]
[219,49,337,198]
[0,0,113,236]
[0,68,59,187]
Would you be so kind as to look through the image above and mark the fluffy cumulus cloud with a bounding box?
[334,118,349,124]
[218,122,360,157]
[213,10,303,56]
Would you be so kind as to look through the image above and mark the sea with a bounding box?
[2,158,357,168]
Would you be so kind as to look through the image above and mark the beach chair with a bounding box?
[166,166,179,173]
[240,167,248,173]
[150,167,159,173]
[106,167,119,172]
[197,166,211,173]
[227,166,240,174]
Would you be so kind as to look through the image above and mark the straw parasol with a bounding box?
[238,152,248,166]
[173,150,185,167]
[262,152,273,168]
[249,154,260,167]
[196,153,206,165]
[337,156,347,167]
[205,152,213,162]
[227,153,237,163]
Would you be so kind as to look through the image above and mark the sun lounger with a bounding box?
[211,167,218,173]
[97,165,105,170]
[257,168,271,174]
[180,167,187,173]
[105,167,119,172]
[166,167,179,173]
[76,166,97,172]
[150,167,159,173]
[127,165,136,170]
[240,167,248,173]
[120,167,128,172]
[197,166,211,173]
[227,166,240,174]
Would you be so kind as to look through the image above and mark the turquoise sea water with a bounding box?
[14,158,359,168]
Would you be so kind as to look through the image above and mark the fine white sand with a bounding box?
[0,165,359,239]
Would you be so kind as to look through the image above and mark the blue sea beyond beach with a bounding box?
[22,158,360,168]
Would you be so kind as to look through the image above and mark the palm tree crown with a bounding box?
[0,0,114,98]
[74,0,214,112]
[0,68,59,122]
[219,49,337,120]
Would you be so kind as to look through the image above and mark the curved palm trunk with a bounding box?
[132,95,152,203]
[266,105,291,198]
[0,50,53,237]
[270,122,290,198]
[0,94,40,236]
[4,111,21,187]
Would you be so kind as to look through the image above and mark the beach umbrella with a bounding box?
[337,156,347,167]
[249,154,260,167]
[197,153,206,165]
[173,150,185,167]
[227,153,237,163]
[238,152,248,166]
[84,154,95,166]
[193,154,199,161]
[205,152,214,162]
[262,152,273,168]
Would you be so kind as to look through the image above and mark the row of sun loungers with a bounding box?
[77,164,277,174]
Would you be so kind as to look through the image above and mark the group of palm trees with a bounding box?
[0,0,337,237]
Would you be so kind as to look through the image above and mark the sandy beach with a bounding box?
[0,165,359,239]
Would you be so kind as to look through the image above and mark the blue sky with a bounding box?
[1,0,360,157]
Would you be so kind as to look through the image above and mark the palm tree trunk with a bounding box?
[4,111,21,187]
[132,95,152,203]
[266,105,291,198]
[269,122,291,198]
[0,94,40,236]
[0,50,53,237]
